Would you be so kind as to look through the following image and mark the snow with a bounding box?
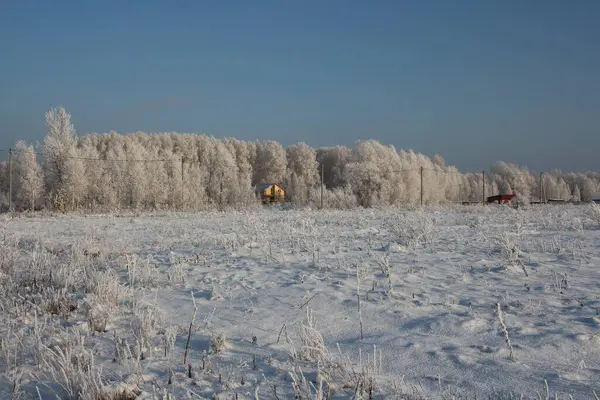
[1,204,600,399]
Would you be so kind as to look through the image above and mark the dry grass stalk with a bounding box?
[496,302,515,361]
[183,290,198,364]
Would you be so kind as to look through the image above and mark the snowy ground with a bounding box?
[1,204,600,399]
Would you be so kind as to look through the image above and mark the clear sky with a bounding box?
[1,1,599,172]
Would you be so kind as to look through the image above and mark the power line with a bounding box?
[3,149,565,178]
[426,167,465,175]
[6,151,480,174]
[11,148,179,163]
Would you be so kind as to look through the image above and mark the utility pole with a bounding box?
[181,157,185,210]
[320,163,324,210]
[539,172,544,203]
[482,170,486,205]
[8,148,13,211]
[420,166,424,206]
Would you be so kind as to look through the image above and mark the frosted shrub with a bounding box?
[297,308,330,364]
[591,202,600,225]
[18,244,55,289]
[341,345,383,399]
[325,186,358,209]
[390,210,436,249]
[22,242,99,296]
[374,254,393,297]
[289,366,315,399]
[42,287,77,319]
[0,233,20,276]
[514,192,530,207]
[167,262,187,285]
[534,210,556,231]
[208,282,233,301]
[493,231,530,276]
[131,303,165,359]
[289,364,331,400]
[83,270,129,333]
[125,254,159,289]
[466,215,483,228]
[92,269,131,308]
[84,297,110,334]
[535,206,585,232]
[162,325,178,357]
[210,331,228,354]
[494,232,521,265]
[41,335,108,400]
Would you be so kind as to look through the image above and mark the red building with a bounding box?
[487,194,516,204]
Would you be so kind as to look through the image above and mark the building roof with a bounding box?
[254,183,287,193]
[255,183,285,190]
[487,193,516,199]
[254,183,273,191]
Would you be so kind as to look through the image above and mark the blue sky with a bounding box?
[1,0,599,171]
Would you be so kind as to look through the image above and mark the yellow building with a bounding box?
[255,183,286,204]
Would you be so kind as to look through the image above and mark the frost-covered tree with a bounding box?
[396,152,417,202]
[575,174,600,201]
[432,154,445,167]
[12,107,600,211]
[253,140,287,184]
[14,141,44,210]
[223,138,255,206]
[78,136,104,209]
[489,162,535,202]
[205,140,238,208]
[542,174,570,201]
[443,166,463,203]
[0,161,8,211]
[43,107,86,210]
[344,161,382,207]
[316,146,352,188]
[145,135,172,209]
[572,185,581,201]
[286,142,319,203]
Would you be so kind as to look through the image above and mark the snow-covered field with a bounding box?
[1,204,600,399]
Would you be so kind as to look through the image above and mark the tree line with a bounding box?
[0,107,598,212]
